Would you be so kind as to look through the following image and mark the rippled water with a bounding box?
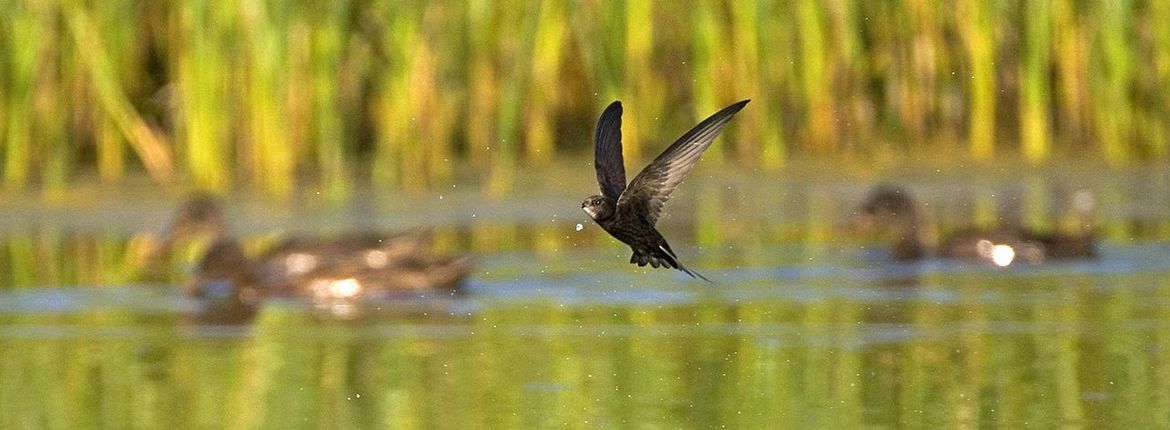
[1,163,1169,428]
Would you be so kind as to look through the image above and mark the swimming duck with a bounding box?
[853,184,1096,265]
[152,194,472,322]
[188,236,472,323]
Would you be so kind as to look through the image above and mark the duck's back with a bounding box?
[939,227,1095,264]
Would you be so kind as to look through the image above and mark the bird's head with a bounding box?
[857,185,919,225]
[170,194,226,236]
[143,193,227,264]
[581,195,615,221]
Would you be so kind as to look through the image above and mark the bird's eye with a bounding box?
[593,199,601,205]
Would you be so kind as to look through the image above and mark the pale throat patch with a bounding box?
[583,205,600,219]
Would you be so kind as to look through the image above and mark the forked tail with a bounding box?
[630,244,712,283]
[673,258,712,283]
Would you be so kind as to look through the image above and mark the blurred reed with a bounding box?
[1,0,1169,196]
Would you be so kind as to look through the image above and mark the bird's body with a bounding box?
[582,100,749,281]
[589,202,675,268]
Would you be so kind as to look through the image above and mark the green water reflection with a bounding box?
[2,269,1170,428]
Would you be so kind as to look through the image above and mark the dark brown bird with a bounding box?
[854,184,1097,265]
[581,100,749,281]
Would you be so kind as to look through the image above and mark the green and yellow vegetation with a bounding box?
[2,0,1169,197]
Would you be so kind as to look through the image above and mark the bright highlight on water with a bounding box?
[990,244,1016,267]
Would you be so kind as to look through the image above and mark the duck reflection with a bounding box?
[152,195,472,324]
[852,184,1096,266]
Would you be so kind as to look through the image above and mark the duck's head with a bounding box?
[169,194,226,238]
[148,193,227,260]
[859,185,918,221]
[850,184,927,260]
[131,193,228,279]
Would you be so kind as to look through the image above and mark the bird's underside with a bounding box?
[596,214,710,281]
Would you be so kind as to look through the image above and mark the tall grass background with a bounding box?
[2,0,1169,197]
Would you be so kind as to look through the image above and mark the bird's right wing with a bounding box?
[594,101,627,201]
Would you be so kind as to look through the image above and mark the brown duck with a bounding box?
[854,184,1096,265]
[152,195,472,322]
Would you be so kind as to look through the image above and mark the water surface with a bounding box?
[1,163,1169,428]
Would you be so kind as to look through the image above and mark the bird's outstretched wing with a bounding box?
[594,101,627,201]
[618,100,749,224]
